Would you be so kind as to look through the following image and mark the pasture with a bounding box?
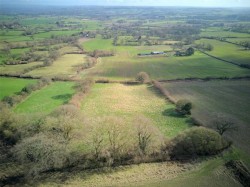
[197,39,250,65]
[162,80,250,154]
[0,77,37,100]
[14,81,75,114]
[81,83,191,137]
[0,6,250,187]
[81,50,250,81]
[0,62,43,75]
[200,30,250,38]
[25,54,86,78]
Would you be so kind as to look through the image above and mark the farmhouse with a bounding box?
[138,51,165,56]
[175,47,194,56]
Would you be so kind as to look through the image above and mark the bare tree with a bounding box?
[134,116,154,155]
[213,115,238,136]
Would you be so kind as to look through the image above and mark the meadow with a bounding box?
[0,6,250,187]
[197,39,250,65]
[200,30,250,38]
[81,83,191,138]
[14,81,75,114]
[0,77,37,100]
[0,61,43,75]
[81,48,250,80]
[26,54,86,78]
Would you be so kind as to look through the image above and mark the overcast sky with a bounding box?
[1,0,250,7]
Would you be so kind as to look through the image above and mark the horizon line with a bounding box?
[1,4,250,8]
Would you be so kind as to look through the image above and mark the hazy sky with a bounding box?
[1,0,250,7]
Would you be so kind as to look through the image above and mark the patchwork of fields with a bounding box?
[14,81,75,114]
[0,77,37,99]
[1,7,250,187]
[81,49,250,80]
[163,80,250,155]
[197,39,250,65]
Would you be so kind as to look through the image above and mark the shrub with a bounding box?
[0,108,20,145]
[176,99,192,115]
[169,127,229,160]
[74,77,94,93]
[12,133,72,176]
[136,72,150,84]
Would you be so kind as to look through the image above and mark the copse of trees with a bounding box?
[0,104,231,179]
[90,50,115,58]
[136,72,151,84]
[175,99,192,115]
[195,42,214,51]
[12,133,73,177]
[167,127,230,160]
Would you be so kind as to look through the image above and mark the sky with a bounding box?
[1,0,250,7]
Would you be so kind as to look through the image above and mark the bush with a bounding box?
[136,72,150,84]
[169,127,229,160]
[12,133,72,176]
[176,99,192,115]
[0,108,20,145]
[74,78,94,93]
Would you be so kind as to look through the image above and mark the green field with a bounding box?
[33,30,80,39]
[200,30,250,38]
[81,83,191,137]
[81,50,250,80]
[83,37,114,51]
[26,54,86,78]
[14,81,75,113]
[0,62,43,75]
[163,80,250,154]
[0,77,37,100]
[197,39,250,65]
[1,7,250,187]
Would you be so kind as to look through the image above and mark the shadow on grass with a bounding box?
[162,108,186,118]
[146,84,165,98]
[52,94,72,103]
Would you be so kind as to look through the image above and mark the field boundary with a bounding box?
[197,49,250,69]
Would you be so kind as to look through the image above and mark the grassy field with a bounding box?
[163,80,250,154]
[14,81,75,114]
[0,31,33,42]
[200,30,250,38]
[0,62,43,75]
[0,77,37,100]
[137,157,241,187]
[82,37,172,55]
[197,39,250,65]
[81,50,250,81]
[81,83,191,138]
[83,37,114,51]
[0,47,31,64]
[33,30,80,39]
[25,54,86,78]
[34,156,241,187]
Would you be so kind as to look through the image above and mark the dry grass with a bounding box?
[81,83,191,138]
[37,161,192,187]
[25,54,86,78]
